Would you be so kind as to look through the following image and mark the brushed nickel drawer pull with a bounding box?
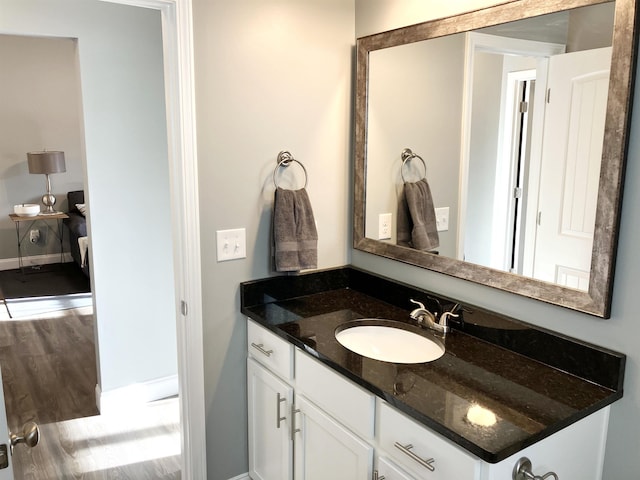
[276,393,287,429]
[251,342,273,357]
[373,470,385,480]
[394,442,435,471]
[291,404,301,440]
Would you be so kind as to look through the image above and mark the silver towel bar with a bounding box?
[273,151,308,189]
[400,147,427,183]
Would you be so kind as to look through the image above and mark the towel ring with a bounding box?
[400,148,427,183]
[273,151,308,189]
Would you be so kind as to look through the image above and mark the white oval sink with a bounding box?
[335,320,444,364]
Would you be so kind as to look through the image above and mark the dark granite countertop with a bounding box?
[240,266,625,463]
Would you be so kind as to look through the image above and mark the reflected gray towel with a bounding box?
[273,187,318,272]
[397,178,439,251]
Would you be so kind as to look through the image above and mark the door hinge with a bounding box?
[181,300,188,316]
[513,187,523,199]
[546,88,551,103]
[537,211,542,225]
[0,444,8,469]
[519,101,528,113]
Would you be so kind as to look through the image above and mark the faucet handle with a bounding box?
[440,304,461,324]
[410,299,426,310]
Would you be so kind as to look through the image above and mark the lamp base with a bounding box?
[42,193,57,215]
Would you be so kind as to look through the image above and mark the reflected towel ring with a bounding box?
[273,151,308,189]
[400,148,427,183]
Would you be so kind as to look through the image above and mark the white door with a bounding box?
[247,359,293,480]
[0,366,41,479]
[293,394,373,480]
[531,47,611,289]
[0,369,12,479]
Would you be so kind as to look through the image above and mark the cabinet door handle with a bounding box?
[394,442,435,471]
[276,393,287,429]
[373,470,385,480]
[251,342,273,357]
[291,404,301,440]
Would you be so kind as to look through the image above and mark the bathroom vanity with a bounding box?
[241,267,624,480]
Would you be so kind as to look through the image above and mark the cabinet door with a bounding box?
[294,394,373,480]
[376,455,415,480]
[481,407,610,480]
[248,358,293,480]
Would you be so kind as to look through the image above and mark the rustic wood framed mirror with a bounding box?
[354,0,638,317]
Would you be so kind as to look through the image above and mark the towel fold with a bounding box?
[273,187,318,272]
[397,178,439,251]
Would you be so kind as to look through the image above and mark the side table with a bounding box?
[8,212,69,272]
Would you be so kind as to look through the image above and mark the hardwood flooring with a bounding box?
[12,396,180,479]
[0,307,98,428]
[0,306,181,479]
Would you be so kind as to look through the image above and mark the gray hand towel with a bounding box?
[397,178,439,251]
[273,187,318,272]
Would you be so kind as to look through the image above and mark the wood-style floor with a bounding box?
[0,307,98,428]
[0,305,180,479]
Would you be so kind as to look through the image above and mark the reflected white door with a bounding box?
[532,47,611,290]
[0,368,14,479]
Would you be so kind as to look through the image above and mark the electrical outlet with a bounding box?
[29,229,40,244]
[216,228,246,261]
[435,207,449,232]
[378,213,392,240]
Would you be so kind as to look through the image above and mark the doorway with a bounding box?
[0,0,206,477]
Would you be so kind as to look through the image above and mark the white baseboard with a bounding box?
[228,474,250,480]
[0,253,73,271]
[96,374,179,414]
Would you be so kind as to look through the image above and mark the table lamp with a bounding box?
[27,151,66,215]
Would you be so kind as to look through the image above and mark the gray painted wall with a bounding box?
[0,34,85,260]
[3,2,635,479]
[0,0,177,399]
[355,1,640,479]
[192,1,354,477]
[366,35,463,255]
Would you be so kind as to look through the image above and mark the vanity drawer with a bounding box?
[295,348,375,440]
[378,401,480,480]
[247,319,293,381]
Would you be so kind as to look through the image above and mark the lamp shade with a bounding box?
[27,151,66,174]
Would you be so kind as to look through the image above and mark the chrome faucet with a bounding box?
[409,299,451,334]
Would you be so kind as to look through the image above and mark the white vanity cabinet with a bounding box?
[375,455,415,480]
[247,319,611,480]
[293,394,373,480]
[247,359,293,480]
[247,319,374,480]
[377,401,481,480]
[247,320,295,480]
[480,406,610,480]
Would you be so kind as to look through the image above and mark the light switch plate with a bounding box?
[216,228,246,261]
[435,207,449,232]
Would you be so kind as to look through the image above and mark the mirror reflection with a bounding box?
[364,3,614,291]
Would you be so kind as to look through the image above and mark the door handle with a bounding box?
[10,421,40,452]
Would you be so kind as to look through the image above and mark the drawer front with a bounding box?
[378,401,480,480]
[247,319,293,381]
[295,348,375,440]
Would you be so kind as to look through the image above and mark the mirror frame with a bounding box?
[354,0,638,317]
